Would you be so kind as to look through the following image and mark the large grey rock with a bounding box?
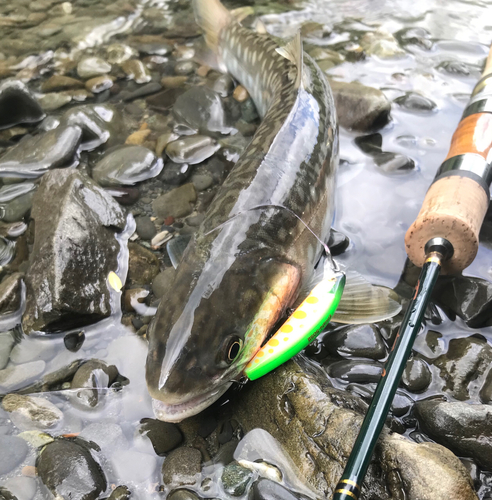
[231,359,477,500]
[22,170,126,334]
[37,438,107,500]
[415,400,492,470]
[328,80,391,131]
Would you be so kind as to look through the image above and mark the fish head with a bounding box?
[146,248,300,422]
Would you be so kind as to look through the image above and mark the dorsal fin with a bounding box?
[254,18,267,34]
[275,31,304,89]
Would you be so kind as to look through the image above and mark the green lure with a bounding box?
[245,271,345,380]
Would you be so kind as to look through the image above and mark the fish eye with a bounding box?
[224,336,243,364]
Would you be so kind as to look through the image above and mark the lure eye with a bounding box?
[225,336,243,364]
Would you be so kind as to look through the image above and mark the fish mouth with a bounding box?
[151,382,233,422]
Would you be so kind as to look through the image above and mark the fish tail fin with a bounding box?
[276,31,304,89]
[193,0,231,52]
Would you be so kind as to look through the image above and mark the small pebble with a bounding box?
[233,85,249,102]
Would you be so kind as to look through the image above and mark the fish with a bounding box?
[146,0,399,422]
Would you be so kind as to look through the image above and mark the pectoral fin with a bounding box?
[332,269,402,324]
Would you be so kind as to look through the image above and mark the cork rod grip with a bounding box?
[405,45,492,274]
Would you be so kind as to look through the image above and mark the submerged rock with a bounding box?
[166,136,220,165]
[324,324,386,360]
[22,170,126,334]
[0,80,45,130]
[415,400,492,470]
[221,462,253,496]
[41,75,84,93]
[394,92,437,113]
[71,359,119,408]
[0,435,29,475]
[128,243,160,285]
[252,479,299,500]
[162,447,202,487]
[231,358,477,499]
[329,80,391,131]
[93,146,164,187]
[0,331,15,370]
[77,57,112,79]
[152,184,197,218]
[173,87,235,134]
[0,125,81,179]
[360,29,405,58]
[355,133,415,173]
[2,393,63,429]
[37,438,107,500]
[0,182,36,222]
[121,59,151,84]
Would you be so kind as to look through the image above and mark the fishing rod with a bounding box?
[332,45,492,500]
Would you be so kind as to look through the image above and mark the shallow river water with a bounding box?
[1,0,492,499]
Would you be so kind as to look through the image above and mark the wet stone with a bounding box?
[2,476,36,500]
[0,331,15,370]
[123,288,147,313]
[326,359,383,383]
[161,162,192,185]
[173,86,234,134]
[161,76,188,89]
[121,59,151,84]
[152,184,197,219]
[92,145,163,187]
[175,61,196,75]
[128,242,160,285]
[396,27,433,50]
[152,267,176,299]
[394,92,437,113]
[22,170,126,333]
[147,88,187,111]
[415,400,492,470]
[162,447,202,487]
[433,336,492,400]
[0,80,44,130]
[71,359,119,408]
[106,485,131,500]
[41,75,83,93]
[252,478,299,500]
[121,82,162,102]
[213,74,235,97]
[0,435,28,474]
[221,462,253,496]
[85,75,114,94]
[0,273,23,316]
[431,275,492,328]
[77,57,112,79]
[64,331,85,352]
[138,42,172,56]
[401,356,431,393]
[324,324,386,360]
[2,393,63,429]
[328,228,350,256]
[135,216,156,240]
[167,490,201,500]
[79,422,127,452]
[107,43,136,64]
[38,92,72,111]
[37,438,107,500]
[156,132,180,157]
[166,136,220,165]
[328,79,391,132]
[107,186,140,206]
[138,418,183,456]
[360,29,405,58]
[191,172,214,191]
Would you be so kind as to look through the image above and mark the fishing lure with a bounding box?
[245,269,345,380]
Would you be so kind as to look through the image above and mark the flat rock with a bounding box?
[328,79,391,131]
[41,75,84,93]
[77,57,112,79]
[166,136,220,165]
[231,358,477,500]
[0,125,82,179]
[2,393,63,429]
[152,184,197,219]
[92,146,163,187]
[415,400,492,470]
[22,170,126,334]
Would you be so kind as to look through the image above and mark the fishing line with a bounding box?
[203,203,331,255]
